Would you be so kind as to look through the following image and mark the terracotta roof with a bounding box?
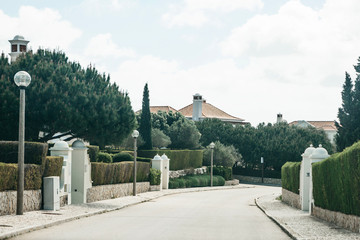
[289,121,336,131]
[136,106,178,114]
[178,102,244,123]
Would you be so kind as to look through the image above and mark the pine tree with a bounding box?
[139,83,152,149]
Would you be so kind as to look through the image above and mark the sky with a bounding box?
[1,0,360,126]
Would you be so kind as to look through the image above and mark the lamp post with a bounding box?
[14,71,31,215]
[209,142,215,187]
[261,157,264,183]
[132,130,139,196]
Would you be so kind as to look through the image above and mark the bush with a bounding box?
[169,175,225,189]
[149,168,161,185]
[281,162,301,194]
[112,152,133,162]
[312,141,360,216]
[167,119,201,149]
[43,156,63,177]
[203,141,242,168]
[138,149,203,170]
[0,163,42,191]
[152,128,171,148]
[233,167,281,179]
[87,145,100,162]
[97,152,112,163]
[212,166,232,180]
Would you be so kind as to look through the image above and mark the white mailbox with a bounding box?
[152,154,163,190]
[43,176,60,211]
[161,154,170,190]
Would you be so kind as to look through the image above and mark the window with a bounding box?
[20,45,27,52]
[11,44,17,52]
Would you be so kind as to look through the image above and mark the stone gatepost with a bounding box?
[300,144,315,211]
[152,154,163,190]
[50,141,73,205]
[71,140,92,204]
[309,144,329,214]
[161,154,170,190]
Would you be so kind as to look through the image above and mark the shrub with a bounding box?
[312,141,360,216]
[232,167,281,179]
[43,156,63,177]
[113,152,133,162]
[97,152,112,163]
[169,175,225,189]
[152,128,171,148]
[212,166,232,180]
[87,145,99,162]
[168,119,201,149]
[149,168,161,185]
[0,163,42,191]
[203,141,242,168]
[281,162,301,194]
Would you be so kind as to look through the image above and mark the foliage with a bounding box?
[151,110,186,134]
[212,166,232,180]
[151,128,171,149]
[281,162,301,194]
[87,145,100,162]
[0,163,42,191]
[169,175,225,189]
[203,141,242,168]
[167,119,201,149]
[43,156,63,177]
[312,141,360,216]
[196,118,234,146]
[335,62,360,151]
[138,149,203,170]
[139,83,152,150]
[149,168,161,185]
[112,152,133,162]
[0,51,135,148]
[120,132,145,150]
[97,152,112,163]
[91,161,150,186]
[232,167,281,179]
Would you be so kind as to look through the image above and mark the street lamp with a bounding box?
[209,142,215,187]
[132,130,139,196]
[14,71,31,215]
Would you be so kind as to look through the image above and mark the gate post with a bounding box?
[300,145,315,211]
[152,154,163,190]
[161,154,170,190]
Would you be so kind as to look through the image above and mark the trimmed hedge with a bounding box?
[113,152,133,162]
[213,166,232,180]
[0,163,42,191]
[97,152,112,163]
[0,141,48,167]
[281,162,301,194]
[233,167,281,179]
[87,145,100,162]
[312,141,360,216]
[91,161,150,186]
[149,168,161,185]
[169,175,225,189]
[43,156,63,177]
[138,150,203,170]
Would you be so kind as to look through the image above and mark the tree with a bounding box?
[167,119,201,149]
[151,128,171,148]
[151,110,185,135]
[203,141,242,167]
[0,50,135,148]
[195,118,234,146]
[139,83,152,149]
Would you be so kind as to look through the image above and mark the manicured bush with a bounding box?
[43,156,63,177]
[87,145,99,162]
[312,141,360,216]
[169,175,225,189]
[138,150,203,170]
[91,161,150,186]
[281,162,301,194]
[233,167,281,179]
[97,152,112,163]
[0,141,48,167]
[0,163,42,191]
[149,168,161,185]
[212,166,232,180]
[203,141,242,168]
[112,152,133,162]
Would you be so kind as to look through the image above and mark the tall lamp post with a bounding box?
[14,71,31,215]
[132,130,139,196]
[209,142,215,187]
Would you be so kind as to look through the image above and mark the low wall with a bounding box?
[225,179,239,186]
[233,175,281,185]
[87,182,150,203]
[281,188,301,209]
[0,190,42,216]
[169,167,207,179]
[312,205,360,233]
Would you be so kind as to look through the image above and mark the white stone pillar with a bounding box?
[50,141,73,205]
[161,154,170,190]
[300,144,315,211]
[152,154,163,190]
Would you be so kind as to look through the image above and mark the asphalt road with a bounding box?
[12,185,290,240]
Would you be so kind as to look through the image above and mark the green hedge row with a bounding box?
[43,156,63,177]
[312,141,360,216]
[233,167,281,179]
[0,163,42,191]
[91,161,150,186]
[138,150,203,170]
[149,168,161,185]
[281,162,301,194]
[87,145,100,162]
[169,175,225,189]
[0,141,48,167]
[212,166,232,180]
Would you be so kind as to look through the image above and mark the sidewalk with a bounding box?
[0,185,248,240]
[256,193,360,240]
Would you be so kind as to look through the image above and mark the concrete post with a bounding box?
[161,154,170,190]
[152,154,163,190]
[300,145,315,211]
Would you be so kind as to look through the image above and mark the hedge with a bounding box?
[0,163,42,191]
[138,150,203,170]
[91,161,150,186]
[97,152,112,163]
[233,167,281,179]
[149,168,161,185]
[312,141,360,216]
[43,156,63,177]
[169,175,225,189]
[281,162,301,194]
[0,141,48,167]
[87,145,99,162]
[213,166,232,180]
[113,152,133,162]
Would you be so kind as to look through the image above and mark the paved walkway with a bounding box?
[256,193,360,240]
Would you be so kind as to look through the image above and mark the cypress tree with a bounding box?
[139,83,152,149]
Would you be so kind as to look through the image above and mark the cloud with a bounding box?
[162,0,263,27]
[79,0,135,16]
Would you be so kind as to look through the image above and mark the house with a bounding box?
[289,120,337,144]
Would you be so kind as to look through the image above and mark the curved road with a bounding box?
[12,185,290,240]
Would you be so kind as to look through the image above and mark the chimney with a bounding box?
[277,113,283,123]
[9,35,29,63]
[192,93,203,121]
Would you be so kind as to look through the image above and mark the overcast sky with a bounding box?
[1,0,359,126]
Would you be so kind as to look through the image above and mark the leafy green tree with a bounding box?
[167,119,201,149]
[196,118,234,146]
[139,83,152,149]
[0,50,135,148]
[151,110,186,135]
[152,128,171,148]
[203,141,242,167]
